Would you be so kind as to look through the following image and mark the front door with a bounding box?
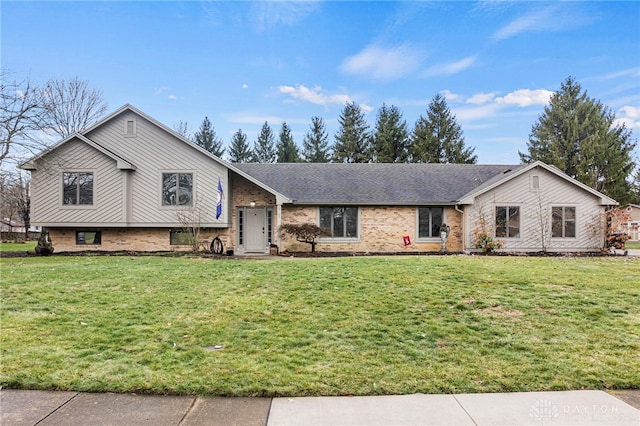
[245,208,267,253]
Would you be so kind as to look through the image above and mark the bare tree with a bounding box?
[0,170,31,241]
[534,191,550,252]
[41,76,107,138]
[280,223,326,252]
[174,120,192,140]
[176,200,205,252]
[1,72,46,166]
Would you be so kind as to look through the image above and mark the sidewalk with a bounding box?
[1,389,639,426]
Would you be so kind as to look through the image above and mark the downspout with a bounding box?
[455,204,465,252]
[276,202,283,251]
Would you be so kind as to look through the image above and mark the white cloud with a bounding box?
[454,104,501,122]
[593,67,640,81]
[359,103,374,114]
[467,92,498,105]
[278,84,360,109]
[252,1,319,32]
[422,56,476,77]
[495,89,553,107]
[242,83,249,89]
[492,4,595,42]
[440,90,464,103]
[341,43,421,82]
[168,94,177,100]
[616,105,640,130]
[154,86,170,95]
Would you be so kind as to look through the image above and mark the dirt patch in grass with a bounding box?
[476,304,524,319]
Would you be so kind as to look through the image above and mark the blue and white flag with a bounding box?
[216,177,223,219]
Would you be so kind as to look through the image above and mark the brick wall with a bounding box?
[47,227,232,253]
[280,206,463,253]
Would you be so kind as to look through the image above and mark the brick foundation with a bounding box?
[47,227,232,253]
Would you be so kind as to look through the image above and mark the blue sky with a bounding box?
[2,1,639,164]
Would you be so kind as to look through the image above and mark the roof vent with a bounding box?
[503,168,512,174]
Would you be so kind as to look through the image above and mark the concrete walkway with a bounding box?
[1,389,639,426]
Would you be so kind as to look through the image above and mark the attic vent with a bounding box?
[125,119,136,137]
[531,175,540,190]
[502,168,512,174]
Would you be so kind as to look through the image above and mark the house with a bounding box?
[1,218,41,241]
[618,204,640,241]
[21,104,618,254]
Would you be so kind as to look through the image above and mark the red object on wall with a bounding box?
[403,235,411,246]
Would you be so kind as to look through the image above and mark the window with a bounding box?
[418,207,444,238]
[319,207,358,238]
[162,173,193,206]
[76,231,101,245]
[63,172,93,205]
[552,206,576,238]
[170,229,191,245]
[496,206,520,238]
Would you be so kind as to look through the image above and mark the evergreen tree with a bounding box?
[228,129,252,163]
[410,94,477,164]
[252,121,276,163]
[194,116,225,157]
[276,122,301,162]
[630,166,640,205]
[301,116,331,163]
[372,103,409,163]
[333,102,372,163]
[520,76,636,203]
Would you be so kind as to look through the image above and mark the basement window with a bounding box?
[170,229,191,245]
[76,230,101,245]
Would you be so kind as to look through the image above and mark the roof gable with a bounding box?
[21,133,136,170]
[458,161,618,206]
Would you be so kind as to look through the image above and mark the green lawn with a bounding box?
[626,241,640,250]
[1,255,638,396]
[0,241,36,252]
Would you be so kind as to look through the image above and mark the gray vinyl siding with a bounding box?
[85,111,228,226]
[465,166,606,252]
[31,139,126,225]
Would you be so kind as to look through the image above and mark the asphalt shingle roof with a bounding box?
[235,163,525,205]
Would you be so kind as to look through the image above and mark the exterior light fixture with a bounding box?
[250,200,256,207]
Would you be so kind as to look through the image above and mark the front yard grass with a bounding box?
[0,241,36,253]
[1,255,638,396]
